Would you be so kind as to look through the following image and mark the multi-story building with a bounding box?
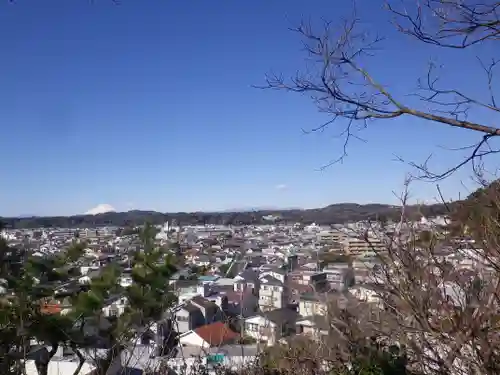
[258,276,288,311]
[342,236,386,255]
[316,230,347,244]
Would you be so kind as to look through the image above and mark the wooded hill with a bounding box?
[0,202,451,229]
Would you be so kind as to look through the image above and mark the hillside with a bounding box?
[0,202,451,229]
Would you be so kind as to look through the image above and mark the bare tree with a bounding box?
[258,0,500,181]
[360,176,500,375]
[251,7,500,370]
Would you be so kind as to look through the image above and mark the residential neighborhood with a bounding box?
[0,214,474,375]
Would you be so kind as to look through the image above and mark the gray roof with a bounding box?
[259,307,299,325]
[260,275,283,286]
[178,302,201,314]
[297,314,330,331]
[261,266,286,275]
[191,295,216,309]
[236,269,259,282]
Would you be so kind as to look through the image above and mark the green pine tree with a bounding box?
[69,222,177,374]
[0,221,177,375]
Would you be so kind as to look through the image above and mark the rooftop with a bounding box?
[193,322,239,347]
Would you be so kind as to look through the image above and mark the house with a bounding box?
[296,315,330,341]
[102,295,128,318]
[298,293,328,316]
[290,270,327,287]
[178,322,239,348]
[224,290,259,318]
[169,268,193,285]
[260,267,287,284]
[259,275,288,311]
[193,254,212,267]
[118,275,133,288]
[243,308,298,346]
[348,285,382,305]
[39,297,72,316]
[245,254,267,269]
[323,267,347,289]
[288,282,314,304]
[190,295,221,324]
[78,269,100,285]
[171,302,205,334]
[78,275,92,285]
[298,292,349,317]
[233,269,260,293]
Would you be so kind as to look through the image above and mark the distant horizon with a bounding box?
[0,0,481,217]
[1,200,446,219]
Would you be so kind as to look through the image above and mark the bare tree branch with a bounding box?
[387,0,500,49]
[257,1,500,181]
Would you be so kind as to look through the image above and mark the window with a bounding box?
[177,315,189,322]
[281,324,287,335]
[109,308,119,317]
[246,323,258,332]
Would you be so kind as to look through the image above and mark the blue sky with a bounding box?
[0,0,497,216]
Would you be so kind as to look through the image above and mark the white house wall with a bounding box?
[179,332,209,348]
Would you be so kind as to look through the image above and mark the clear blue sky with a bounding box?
[0,0,496,216]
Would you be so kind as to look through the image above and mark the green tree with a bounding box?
[0,222,177,375]
[69,222,177,374]
[0,234,87,375]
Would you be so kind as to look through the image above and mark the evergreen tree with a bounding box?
[0,221,177,375]
[69,222,177,374]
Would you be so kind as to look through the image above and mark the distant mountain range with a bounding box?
[219,206,302,212]
[3,180,495,230]
[0,202,452,229]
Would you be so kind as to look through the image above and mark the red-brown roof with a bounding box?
[194,322,239,347]
[40,303,62,315]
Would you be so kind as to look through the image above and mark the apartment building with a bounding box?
[342,236,386,255]
[316,230,347,244]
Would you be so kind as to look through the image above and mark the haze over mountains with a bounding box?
[0,201,452,229]
[5,180,494,229]
[79,205,303,216]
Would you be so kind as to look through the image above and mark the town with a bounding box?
[0,212,472,375]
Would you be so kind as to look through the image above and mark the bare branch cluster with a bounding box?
[259,1,500,178]
[351,176,500,374]
[388,0,500,49]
